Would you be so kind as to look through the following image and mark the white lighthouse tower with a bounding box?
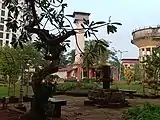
[73,12,90,65]
[72,12,90,80]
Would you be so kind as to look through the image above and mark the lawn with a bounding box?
[0,83,33,97]
[111,81,148,94]
[0,80,152,97]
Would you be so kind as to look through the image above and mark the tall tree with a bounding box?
[0,45,46,96]
[83,39,112,78]
[67,49,75,65]
[4,0,121,119]
[59,52,69,66]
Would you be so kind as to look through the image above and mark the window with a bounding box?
[0,17,4,23]
[6,33,9,39]
[6,41,9,46]
[0,40,2,46]
[2,3,5,9]
[1,10,5,16]
[0,32,3,38]
[0,25,4,31]
[146,48,151,55]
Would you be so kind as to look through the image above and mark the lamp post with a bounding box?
[118,50,128,81]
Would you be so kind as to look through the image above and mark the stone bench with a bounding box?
[47,98,67,118]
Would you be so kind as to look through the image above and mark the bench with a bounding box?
[48,98,67,118]
[119,89,137,98]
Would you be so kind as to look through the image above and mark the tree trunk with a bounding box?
[27,61,58,120]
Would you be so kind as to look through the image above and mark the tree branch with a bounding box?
[25,26,76,45]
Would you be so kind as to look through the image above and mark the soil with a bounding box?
[1,95,160,120]
[54,95,126,120]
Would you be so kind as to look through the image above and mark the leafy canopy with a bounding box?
[4,0,122,63]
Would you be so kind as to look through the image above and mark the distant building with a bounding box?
[131,26,160,61]
[0,0,40,47]
[0,0,14,46]
[122,59,139,68]
[52,65,96,80]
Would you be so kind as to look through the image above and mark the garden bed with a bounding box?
[65,90,88,97]
[133,93,160,99]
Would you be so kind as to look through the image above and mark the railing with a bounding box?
[132,25,160,33]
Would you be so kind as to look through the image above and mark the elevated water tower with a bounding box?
[131,26,160,61]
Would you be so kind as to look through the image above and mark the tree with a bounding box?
[83,39,109,78]
[66,49,75,65]
[4,0,121,119]
[59,52,69,66]
[132,63,141,81]
[83,39,114,78]
[124,67,133,85]
[0,45,46,96]
[142,47,160,95]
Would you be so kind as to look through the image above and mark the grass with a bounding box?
[111,81,147,94]
[0,80,153,97]
[0,82,33,98]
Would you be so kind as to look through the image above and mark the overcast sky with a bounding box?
[61,0,160,59]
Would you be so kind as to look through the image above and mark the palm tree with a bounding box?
[83,39,111,78]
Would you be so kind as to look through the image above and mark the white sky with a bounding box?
[48,0,160,59]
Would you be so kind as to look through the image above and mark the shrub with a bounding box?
[125,103,160,120]
[64,78,77,82]
[83,78,97,83]
[81,82,100,90]
[56,82,76,91]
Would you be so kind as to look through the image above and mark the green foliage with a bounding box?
[83,39,111,68]
[4,0,122,66]
[64,79,77,82]
[56,81,101,91]
[125,103,160,120]
[56,82,76,91]
[83,78,97,83]
[142,47,160,80]
[0,44,46,83]
[142,47,160,95]
[81,82,100,90]
[66,49,75,65]
[132,63,141,81]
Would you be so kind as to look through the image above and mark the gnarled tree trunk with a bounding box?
[27,61,58,120]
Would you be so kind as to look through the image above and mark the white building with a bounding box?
[0,0,14,46]
[0,0,40,47]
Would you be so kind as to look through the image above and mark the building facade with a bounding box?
[122,59,139,68]
[131,26,160,61]
[0,0,13,46]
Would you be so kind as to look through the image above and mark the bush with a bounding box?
[56,82,76,91]
[64,78,77,82]
[125,103,160,120]
[81,82,100,90]
[83,78,97,83]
